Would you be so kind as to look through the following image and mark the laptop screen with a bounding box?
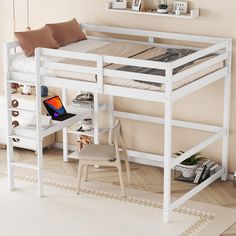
[43,96,67,118]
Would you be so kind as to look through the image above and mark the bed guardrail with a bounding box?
[81,23,225,44]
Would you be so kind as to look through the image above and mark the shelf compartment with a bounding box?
[67,125,109,137]
[67,151,80,160]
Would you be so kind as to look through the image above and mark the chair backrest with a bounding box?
[110,120,127,161]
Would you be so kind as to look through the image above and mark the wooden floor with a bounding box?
[0,147,235,235]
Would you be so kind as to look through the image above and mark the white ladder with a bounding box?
[4,45,44,197]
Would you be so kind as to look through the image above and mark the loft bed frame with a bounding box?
[3,24,232,223]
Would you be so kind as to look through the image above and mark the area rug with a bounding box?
[0,173,235,236]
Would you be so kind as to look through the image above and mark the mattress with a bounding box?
[11,39,224,92]
[11,39,112,74]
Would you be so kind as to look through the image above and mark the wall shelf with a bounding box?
[106,6,200,19]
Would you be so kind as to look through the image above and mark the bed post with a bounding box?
[163,63,173,223]
[35,48,43,197]
[221,39,232,181]
[108,95,114,144]
[94,93,99,145]
[62,88,69,162]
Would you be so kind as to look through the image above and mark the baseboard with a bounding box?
[52,142,234,181]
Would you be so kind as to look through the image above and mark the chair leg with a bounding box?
[124,151,131,184]
[117,162,125,197]
[83,165,88,182]
[76,161,83,194]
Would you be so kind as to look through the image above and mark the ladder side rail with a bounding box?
[35,48,43,197]
[3,43,15,190]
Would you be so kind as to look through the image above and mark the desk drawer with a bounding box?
[0,132,55,150]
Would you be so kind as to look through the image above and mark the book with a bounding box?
[209,164,220,176]
[193,160,209,184]
[72,99,94,108]
[201,160,215,181]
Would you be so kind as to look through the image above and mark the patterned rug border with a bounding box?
[0,173,215,236]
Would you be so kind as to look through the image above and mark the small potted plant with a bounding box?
[175,151,204,178]
[157,0,168,14]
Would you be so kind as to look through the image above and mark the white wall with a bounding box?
[0,0,235,172]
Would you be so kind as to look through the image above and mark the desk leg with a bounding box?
[94,93,99,145]
[62,88,69,162]
[37,139,43,197]
[63,128,69,162]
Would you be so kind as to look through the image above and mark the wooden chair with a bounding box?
[76,120,131,197]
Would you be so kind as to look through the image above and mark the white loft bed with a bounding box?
[3,24,232,223]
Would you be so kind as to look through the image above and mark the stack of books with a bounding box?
[193,160,221,184]
[72,92,94,109]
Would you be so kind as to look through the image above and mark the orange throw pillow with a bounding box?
[15,26,59,57]
[46,18,87,46]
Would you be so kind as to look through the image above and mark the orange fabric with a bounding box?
[46,18,87,46]
[14,26,59,57]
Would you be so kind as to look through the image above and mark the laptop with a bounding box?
[43,96,75,121]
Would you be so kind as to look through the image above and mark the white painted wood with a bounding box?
[103,85,166,102]
[42,111,93,138]
[97,56,104,93]
[170,167,225,211]
[35,48,43,197]
[163,64,173,223]
[127,150,172,165]
[81,24,224,44]
[40,48,100,61]
[4,24,232,222]
[7,79,36,86]
[67,128,108,137]
[10,72,36,83]
[172,129,226,168]
[172,67,228,101]
[172,52,228,82]
[62,88,69,162]
[3,43,15,191]
[148,37,154,43]
[103,55,167,69]
[171,40,228,69]
[42,61,97,75]
[221,39,232,181]
[87,35,202,51]
[104,69,165,84]
[10,162,37,170]
[93,93,99,145]
[106,7,200,19]
[113,111,222,133]
[108,96,114,145]
[41,76,97,92]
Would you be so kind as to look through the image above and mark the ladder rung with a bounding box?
[8,108,33,113]
[7,80,36,86]
[9,134,36,140]
[10,162,37,170]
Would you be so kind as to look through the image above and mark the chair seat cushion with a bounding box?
[78,144,116,161]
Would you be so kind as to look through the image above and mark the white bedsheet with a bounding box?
[10,39,110,74]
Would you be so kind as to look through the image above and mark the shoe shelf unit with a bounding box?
[0,91,55,151]
[106,3,200,19]
[64,103,109,161]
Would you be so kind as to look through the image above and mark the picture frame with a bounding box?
[173,1,188,14]
[112,0,127,9]
[132,0,142,11]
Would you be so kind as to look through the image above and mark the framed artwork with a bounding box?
[132,0,142,11]
[112,0,127,9]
